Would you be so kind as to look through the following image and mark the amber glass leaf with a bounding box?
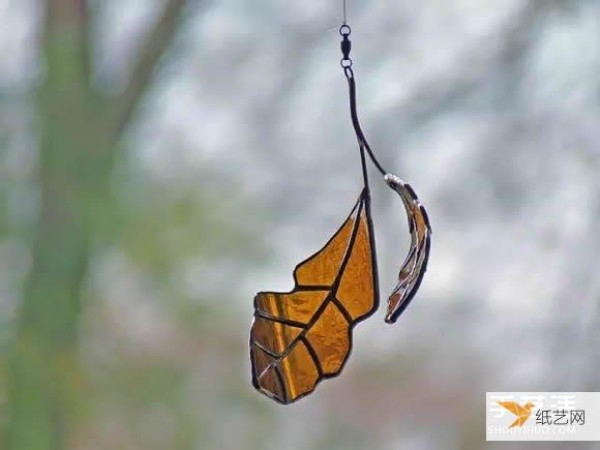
[383,174,431,324]
[250,189,378,404]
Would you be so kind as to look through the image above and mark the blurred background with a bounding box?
[1,0,599,449]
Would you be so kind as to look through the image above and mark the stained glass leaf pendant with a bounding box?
[249,24,432,404]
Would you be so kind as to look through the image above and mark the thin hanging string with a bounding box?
[339,6,387,179]
[342,0,347,25]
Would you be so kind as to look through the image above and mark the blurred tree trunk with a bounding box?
[5,1,188,448]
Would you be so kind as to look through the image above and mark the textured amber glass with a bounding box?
[250,190,377,404]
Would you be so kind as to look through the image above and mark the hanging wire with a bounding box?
[345,67,387,177]
[339,0,388,179]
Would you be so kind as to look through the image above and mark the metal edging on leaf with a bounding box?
[250,188,379,404]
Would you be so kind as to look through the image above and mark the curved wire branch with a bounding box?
[344,67,388,179]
